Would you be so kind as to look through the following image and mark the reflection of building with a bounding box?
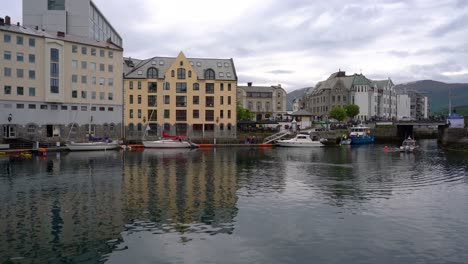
[123,150,238,228]
[1,1,123,143]
[237,82,287,121]
[123,52,237,140]
[301,71,397,121]
[0,154,125,263]
[23,0,122,47]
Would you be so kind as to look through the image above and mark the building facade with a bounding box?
[123,52,237,140]
[23,0,122,47]
[407,91,429,120]
[301,71,397,121]
[0,16,123,143]
[396,93,411,120]
[237,82,287,121]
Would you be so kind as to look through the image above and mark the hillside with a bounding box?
[286,87,310,111]
[394,80,468,112]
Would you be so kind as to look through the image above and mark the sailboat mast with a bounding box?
[448,86,452,115]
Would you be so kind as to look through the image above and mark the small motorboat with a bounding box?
[276,131,325,147]
[400,137,418,152]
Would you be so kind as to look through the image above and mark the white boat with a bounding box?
[143,138,199,148]
[66,140,120,151]
[276,132,325,147]
[399,137,418,152]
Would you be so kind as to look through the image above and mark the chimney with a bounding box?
[0,18,4,26]
[247,82,252,87]
[5,16,10,25]
[57,31,65,37]
[17,22,20,26]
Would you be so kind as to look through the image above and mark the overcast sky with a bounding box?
[3,0,468,91]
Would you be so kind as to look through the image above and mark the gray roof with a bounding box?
[123,54,237,81]
[237,85,286,94]
[0,23,122,50]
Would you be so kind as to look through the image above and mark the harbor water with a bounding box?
[0,140,467,263]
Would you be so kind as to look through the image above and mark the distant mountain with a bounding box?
[286,87,310,111]
[394,80,468,113]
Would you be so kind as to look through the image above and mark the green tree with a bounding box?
[344,104,360,119]
[329,106,347,122]
[237,101,254,120]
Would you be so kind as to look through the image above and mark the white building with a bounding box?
[396,94,411,120]
[23,0,122,47]
[302,71,397,121]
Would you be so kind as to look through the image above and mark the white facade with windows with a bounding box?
[23,0,122,47]
[237,82,288,121]
[1,19,123,142]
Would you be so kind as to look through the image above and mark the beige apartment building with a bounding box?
[237,82,287,121]
[0,16,123,143]
[123,52,237,140]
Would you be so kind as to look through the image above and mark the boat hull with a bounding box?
[350,135,375,144]
[276,141,324,147]
[66,141,120,151]
[143,140,199,148]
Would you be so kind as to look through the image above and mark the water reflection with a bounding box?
[0,141,467,263]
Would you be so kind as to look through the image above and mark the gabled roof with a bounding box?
[123,52,237,81]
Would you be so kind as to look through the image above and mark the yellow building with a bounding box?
[0,16,123,143]
[123,52,237,140]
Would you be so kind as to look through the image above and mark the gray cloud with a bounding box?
[3,0,468,91]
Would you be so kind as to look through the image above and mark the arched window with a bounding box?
[227,123,232,130]
[171,70,175,77]
[109,123,115,131]
[137,123,143,131]
[128,123,134,131]
[204,69,215,80]
[177,68,186,79]
[27,124,37,134]
[147,67,158,79]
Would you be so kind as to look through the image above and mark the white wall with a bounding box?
[396,94,411,120]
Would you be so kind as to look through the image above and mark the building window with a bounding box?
[138,109,142,118]
[72,45,78,53]
[147,67,158,78]
[4,85,11,95]
[220,110,224,119]
[129,109,134,118]
[188,70,192,78]
[148,82,157,93]
[100,63,105,71]
[17,69,24,78]
[138,95,142,104]
[100,49,105,57]
[108,78,114,86]
[91,91,96,99]
[220,96,224,105]
[171,70,175,77]
[138,81,142,89]
[108,51,113,58]
[193,109,199,118]
[164,110,170,118]
[176,110,187,121]
[81,61,87,69]
[91,48,96,56]
[220,83,224,91]
[99,77,105,85]
[193,83,199,90]
[108,93,113,100]
[29,87,36,97]
[177,68,186,79]
[29,38,35,47]
[228,110,231,119]
[29,54,35,63]
[206,96,214,107]
[100,92,105,100]
[4,67,11,77]
[148,95,157,106]
[129,81,133,89]
[4,51,11,60]
[17,104,25,109]
[176,96,187,107]
[81,47,87,55]
[48,0,65,10]
[17,87,24,95]
[50,48,60,93]
[108,64,113,72]
[205,110,214,121]
[90,62,96,71]
[129,95,133,104]
[176,82,187,93]
[81,76,87,84]
[193,96,199,105]
[72,60,77,68]
[204,69,215,79]
[205,83,214,94]
[164,95,170,104]
[16,52,24,62]
[81,91,87,99]
[29,70,35,80]
[228,96,231,105]
[72,90,77,98]
[17,36,23,45]
[148,110,157,121]
[3,34,11,43]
